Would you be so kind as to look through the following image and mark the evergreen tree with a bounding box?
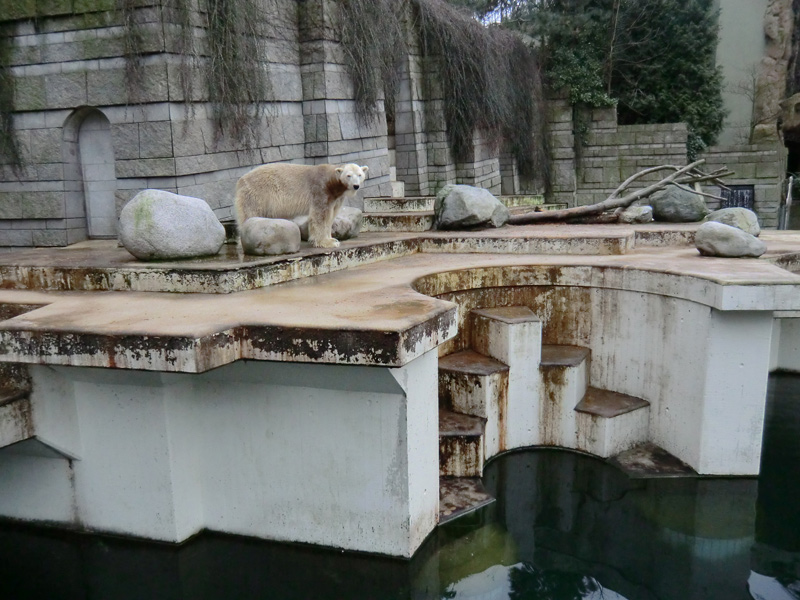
[455,0,726,156]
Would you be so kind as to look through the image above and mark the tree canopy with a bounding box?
[451,0,726,156]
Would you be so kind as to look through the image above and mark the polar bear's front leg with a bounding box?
[308,204,339,248]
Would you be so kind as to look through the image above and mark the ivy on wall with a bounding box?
[204,0,272,146]
[335,0,549,184]
[336,0,405,122]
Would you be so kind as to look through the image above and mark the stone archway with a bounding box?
[63,108,118,239]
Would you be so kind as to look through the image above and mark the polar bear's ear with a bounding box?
[361,165,369,173]
[335,167,343,174]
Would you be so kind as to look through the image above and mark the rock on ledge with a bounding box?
[119,190,226,260]
[434,184,509,230]
[695,221,767,258]
[240,217,301,255]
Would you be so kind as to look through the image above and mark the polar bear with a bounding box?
[234,163,369,248]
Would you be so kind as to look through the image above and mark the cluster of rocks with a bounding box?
[118,189,362,260]
[637,187,765,258]
[696,207,766,258]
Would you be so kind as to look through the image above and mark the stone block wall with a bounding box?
[565,106,689,207]
[0,0,309,246]
[702,143,785,228]
[0,0,397,246]
[546,100,785,226]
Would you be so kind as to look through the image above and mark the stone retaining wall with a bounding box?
[0,1,789,246]
[546,100,786,227]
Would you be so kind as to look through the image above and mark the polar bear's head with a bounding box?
[335,164,369,191]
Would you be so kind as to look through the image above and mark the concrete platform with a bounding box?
[1,226,800,373]
[2,224,800,557]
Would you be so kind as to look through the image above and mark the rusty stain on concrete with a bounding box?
[438,477,495,523]
[2,227,800,372]
[576,387,649,418]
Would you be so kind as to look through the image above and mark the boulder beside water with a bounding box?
[119,189,225,260]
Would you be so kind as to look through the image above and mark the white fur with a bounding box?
[235,163,369,248]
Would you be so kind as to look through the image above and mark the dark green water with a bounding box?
[1,373,799,600]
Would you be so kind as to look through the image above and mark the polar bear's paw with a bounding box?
[312,237,340,249]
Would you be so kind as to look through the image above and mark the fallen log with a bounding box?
[509,160,734,225]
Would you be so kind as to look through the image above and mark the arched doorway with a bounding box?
[74,110,117,238]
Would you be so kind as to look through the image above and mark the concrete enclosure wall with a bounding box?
[0,0,790,246]
[0,353,440,556]
[546,100,786,226]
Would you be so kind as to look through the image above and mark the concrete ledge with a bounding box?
[1,227,800,373]
[0,225,695,294]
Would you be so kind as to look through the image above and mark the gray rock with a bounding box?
[695,221,767,258]
[292,206,363,242]
[618,205,653,224]
[119,189,225,260]
[240,218,301,256]
[648,187,709,222]
[434,184,509,230]
[705,207,761,236]
[331,206,363,240]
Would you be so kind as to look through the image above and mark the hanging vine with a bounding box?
[335,0,406,122]
[0,25,22,173]
[413,0,549,183]
[204,0,272,146]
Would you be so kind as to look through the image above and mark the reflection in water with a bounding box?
[1,374,799,600]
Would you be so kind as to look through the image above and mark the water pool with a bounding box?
[1,373,798,600]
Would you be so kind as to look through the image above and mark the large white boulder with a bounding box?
[434,184,509,230]
[705,207,761,236]
[240,218,301,256]
[695,221,767,258]
[119,190,225,260]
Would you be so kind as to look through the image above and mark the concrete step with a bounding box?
[439,477,495,524]
[539,345,591,447]
[439,350,509,460]
[390,180,405,198]
[361,203,567,232]
[364,195,547,214]
[575,387,650,458]
[439,409,485,477]
[361,211,434,233]
[609,442,695,478]
[364,197,435,213]
[0,388,32,449]
[502,194,546,208]
[470,306,542,450]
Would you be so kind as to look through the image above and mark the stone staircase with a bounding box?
[437,306,652,523]
[363,194,565,233]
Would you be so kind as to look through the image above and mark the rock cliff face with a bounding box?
[753,0,794,143]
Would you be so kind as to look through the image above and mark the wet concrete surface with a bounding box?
[576,387,650,418]
[609,442,697,478]
[2,226,800,371]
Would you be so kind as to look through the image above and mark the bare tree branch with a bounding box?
[508,160,728,224]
